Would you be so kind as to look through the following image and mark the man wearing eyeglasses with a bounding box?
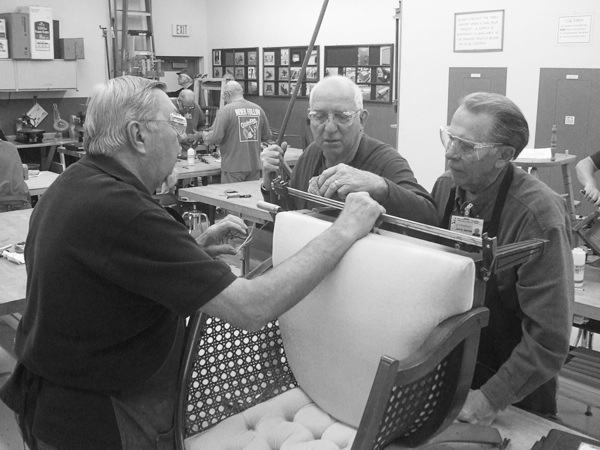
[260,75,437,225]
[431,92,572,425]
[173,89,206,153]
[0,76,385,449]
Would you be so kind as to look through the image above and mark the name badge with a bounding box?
[450,215,484,237]
[184,113,192,120]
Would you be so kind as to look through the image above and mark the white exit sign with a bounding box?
[172,24,189,36]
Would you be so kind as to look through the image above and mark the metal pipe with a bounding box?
[267,0,330,201]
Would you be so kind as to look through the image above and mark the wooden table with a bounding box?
[8,136,79,171]
[574,265,600,322]
[0,208,32,316]
[179,180,271,224]
[491,405,593,450]
[24,171,60,197]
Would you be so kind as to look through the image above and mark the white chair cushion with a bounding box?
[185,387,356,450]
[273,212,475,427]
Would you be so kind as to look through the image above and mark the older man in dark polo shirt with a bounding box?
[0,75,384,450]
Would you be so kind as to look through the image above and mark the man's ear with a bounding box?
[494,145,515,168]
[359,109,369,128]
[127,121,148,155]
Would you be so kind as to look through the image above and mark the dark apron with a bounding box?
[443,164,557,415]
[110,316,186,450]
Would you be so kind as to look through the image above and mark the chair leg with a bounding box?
[585,405,593,416]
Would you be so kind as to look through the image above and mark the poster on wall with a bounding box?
[557,15,592,44]
[454,10,504,52]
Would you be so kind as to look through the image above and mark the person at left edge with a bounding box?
[0,75,385,450]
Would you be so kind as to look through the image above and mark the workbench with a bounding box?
[7,134,79,171]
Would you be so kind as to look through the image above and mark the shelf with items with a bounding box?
[262,45,320,98]
[324,44,394,103]
[212,47,259,96]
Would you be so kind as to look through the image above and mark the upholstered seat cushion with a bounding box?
[273,212,475,427]
[185,387,356,450]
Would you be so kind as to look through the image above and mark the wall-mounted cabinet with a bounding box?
[0,60,77,91]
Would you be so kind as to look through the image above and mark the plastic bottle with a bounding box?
[572,247,586,288]
[187,148,195,166]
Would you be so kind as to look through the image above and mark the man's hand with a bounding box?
[196,215,248,258]
[316,164,389,203]
[457,390,499,427]
[333,192,386,241]
[160,166,180,193]
[583,184,600,206]
[260,142,288,174]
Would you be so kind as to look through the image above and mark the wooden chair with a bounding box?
[175,307,488,450]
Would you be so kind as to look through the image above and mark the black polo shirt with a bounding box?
[2,154,237,448]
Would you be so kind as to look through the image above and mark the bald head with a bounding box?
[224,81,244,103]
[310,75,363,110]
[178,89,195,107]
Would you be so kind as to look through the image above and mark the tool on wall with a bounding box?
[265,0,330,204]
[53,104,70,137]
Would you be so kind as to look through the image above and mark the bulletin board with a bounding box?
[212,47,259,96]
[324,44,394,103]
[262,45,320,98]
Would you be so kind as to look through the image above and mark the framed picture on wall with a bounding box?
[325,67,339,77]
[279,82,289,95]
[264,51,275,66]
[454,10,504,52]
[380,46,392,65]
[234,67,245,79]
[248,51,257,65]
[213,50,221,66]
[247,82,258,95]
[357,67,371,83]
[264,67,275,80]
[290,67,300,81]
[278,67,289,80]
[213,66,223,78]
[225,67,234,77]
[357,47,369,65]
[306,67,318,80]
[264,82,275,96]
[235,52,245,65]
[225,52,234,66]
[248,67,257,79]
[281,48,289,66]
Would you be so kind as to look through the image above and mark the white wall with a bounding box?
[205,0,398,50]
[399,0,600,190]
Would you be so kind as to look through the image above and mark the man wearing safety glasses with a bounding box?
[261,75,438,226]
[432,92,572,426]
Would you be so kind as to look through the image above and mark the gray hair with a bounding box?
[459,92,529,157]
[84,76,166,157]
[310,75,363,110]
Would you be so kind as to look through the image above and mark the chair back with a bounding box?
[273,211,476,428]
